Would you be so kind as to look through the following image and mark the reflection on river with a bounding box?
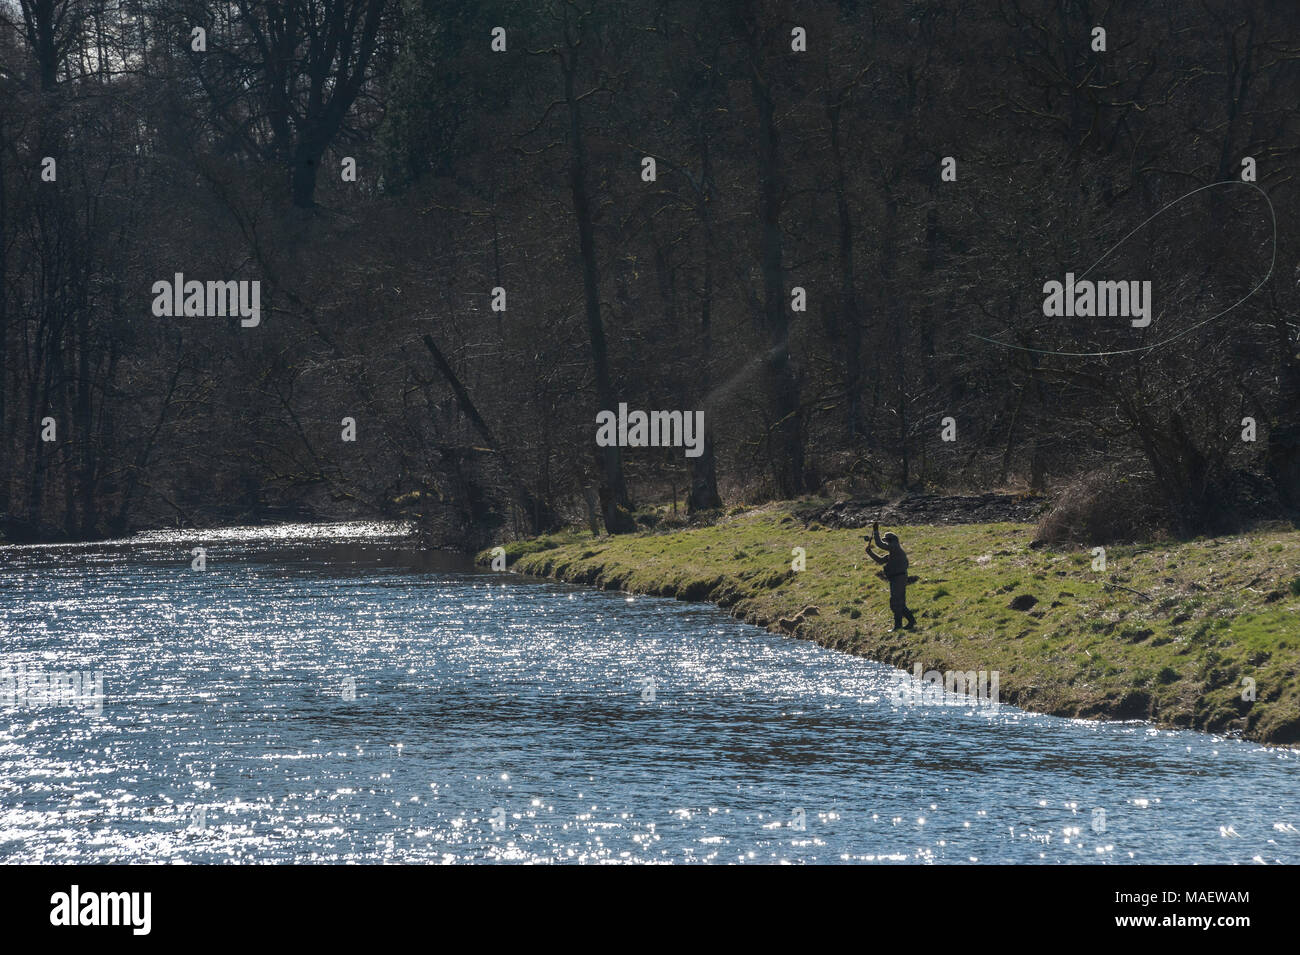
[1,522,1296,863]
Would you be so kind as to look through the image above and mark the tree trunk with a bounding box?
[290,138,323,208]
[420,333,554,533]
[75,309,96,537]
[750,58,803,498]
[562,52,633,533]
[1268,305,1300,508]
[0,110,8,520]
[686,121,722,512]
[827,95,863,440]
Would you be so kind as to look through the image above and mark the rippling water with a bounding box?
[1,522,1297,864]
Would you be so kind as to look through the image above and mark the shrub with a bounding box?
[1034,463,1172,545]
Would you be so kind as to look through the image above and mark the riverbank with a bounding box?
[479,501,1300,744]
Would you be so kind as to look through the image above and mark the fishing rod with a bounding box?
[862,503,884,543]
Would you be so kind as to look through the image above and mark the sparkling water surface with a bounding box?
[1,522,1297,864]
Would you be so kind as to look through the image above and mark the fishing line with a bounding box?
[970,180,1277,358]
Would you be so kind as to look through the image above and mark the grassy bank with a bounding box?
[479,502,1300,744]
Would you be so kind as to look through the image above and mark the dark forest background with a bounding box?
[1,0,1298,549]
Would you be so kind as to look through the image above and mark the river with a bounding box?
[1,522,1296,864]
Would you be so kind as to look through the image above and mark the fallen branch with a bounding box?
[1105,582,1153,602]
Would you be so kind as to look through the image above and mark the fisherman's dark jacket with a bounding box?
[884,547,909,579]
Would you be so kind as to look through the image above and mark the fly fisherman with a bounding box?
[865,520,916,632]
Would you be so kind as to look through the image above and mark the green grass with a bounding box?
[479,502,1300,745]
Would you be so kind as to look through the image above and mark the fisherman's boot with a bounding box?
[905,611,917,630]
[890,614,903,632]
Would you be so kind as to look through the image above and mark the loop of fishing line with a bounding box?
[971,180,1277,358]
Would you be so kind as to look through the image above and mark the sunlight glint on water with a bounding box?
[1,522,1297,864]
